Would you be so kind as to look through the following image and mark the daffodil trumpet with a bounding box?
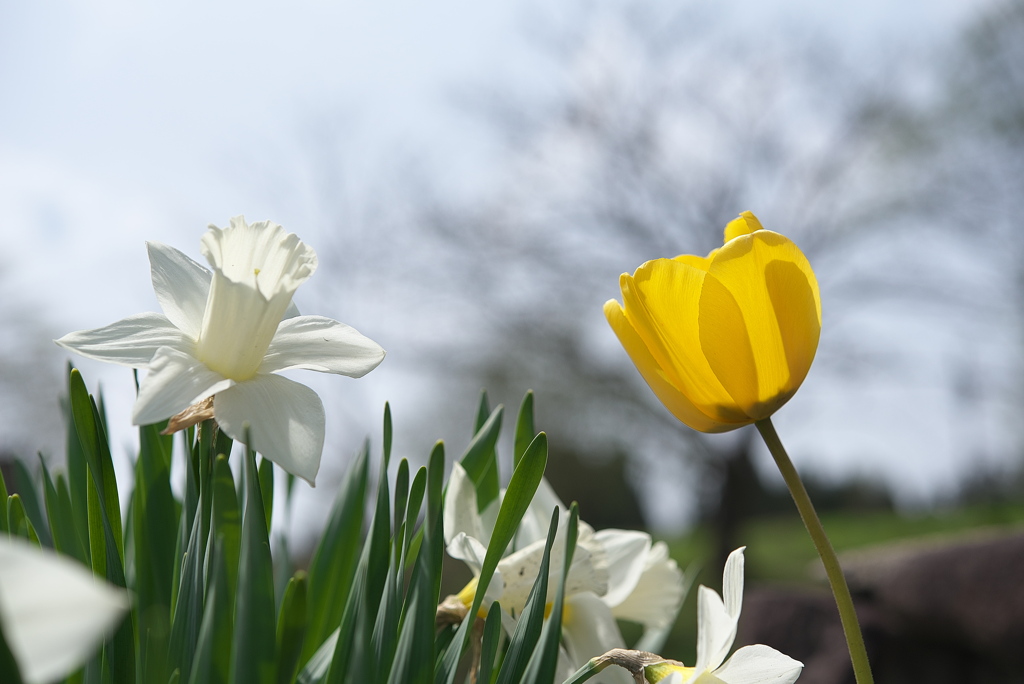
[606,212,873,684]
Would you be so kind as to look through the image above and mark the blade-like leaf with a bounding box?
[458,406,503,513]
[275,572,308,684]
[229,448,277,684]
[513,391,535,469]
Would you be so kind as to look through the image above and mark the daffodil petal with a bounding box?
[446,531,490,578]
[694,585,737,674]
[132,347,233,425]
[516,477,568,549]
[0,538,128,684]
[147,241,211,340]
[700,231,817,418]
[604,299,738,432]
[443,463,486,547]
[561,593,629,684]
[611,541,684,629]
[213,373,325,486]
[259,315,386,376]
[722,547,744,620]
[593,529,650,608]
[711,645,802,684]
[55,313,193,367]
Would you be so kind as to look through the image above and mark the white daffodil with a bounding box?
[56,217,385,485]
[0,538,129,684]
[648,548,802,684]
[439,464,684,684]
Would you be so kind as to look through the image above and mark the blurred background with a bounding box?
[3,0,1024,680]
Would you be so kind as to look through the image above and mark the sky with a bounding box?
[0,0,1002,533]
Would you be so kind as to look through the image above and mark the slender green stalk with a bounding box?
[755,418,874,684]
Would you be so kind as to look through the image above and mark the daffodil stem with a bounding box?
[755,418,874,684]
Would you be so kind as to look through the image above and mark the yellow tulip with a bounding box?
[604,211,821,432]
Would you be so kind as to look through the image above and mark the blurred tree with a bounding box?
[395,2,911,546]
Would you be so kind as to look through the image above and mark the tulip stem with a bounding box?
[755,418,874,684]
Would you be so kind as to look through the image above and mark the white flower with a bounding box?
[55,217,385,485]
[655,548,802,684]
[440,464,684,684]
[0,538,129,684]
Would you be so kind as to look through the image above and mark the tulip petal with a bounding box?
[622,261,751,424]
[132,347,234,425]
[0,538,128,684]
[700,231,819,418]
[259,315,386,376]
[723,211,764,242]
[561,593,630,684]
[147,241,211,339]
[55,313,193,367]
[214,373,325,486]
[712,645,803,684]
[592,529,650,608]
[604,298,739,432]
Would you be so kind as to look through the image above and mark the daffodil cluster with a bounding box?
[440,463,685,684]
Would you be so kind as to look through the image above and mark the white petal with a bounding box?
[723,548,745,619]
[147,241,211,339]
[260,315,386,376]
[446,532,490,577]
[515,478,567,549]
[593,529,650,608]
[612,541,684,629]
[695,585,736,674]
[560,593,630,684]
[201,217,317,297]
[132,347,233,425]
[444,463,486,547]
[214,373,325,486]
[55,312,192,367]
[712,645,803,684]
[0,538,128,684]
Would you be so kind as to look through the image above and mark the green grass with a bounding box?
[656,501,1024,665]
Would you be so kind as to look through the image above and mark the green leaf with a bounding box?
[168,510,206,680]
[12,460,50,547]
[495,507,559,684]
[55,473,89,564]
[436,432,548,684]
[476,601,503,684]
[383,402,393,467]
[134,421,179,684]
[187,538,232,684]
[40,458,87,563]
[258,457,274,534]
[458,406,503,513]
[8,496,39,545]
[300,445,368,667]
[229,448,277,684]
[295,629,338,684]
[522,504,579,684]
[211,455,241,601]
[513,391,535,469]
[275,572,308,684]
